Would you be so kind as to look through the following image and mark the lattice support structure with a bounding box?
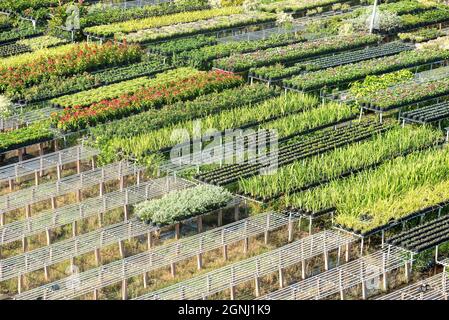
[377,272,449,300]
[0,145,99,189]
[0,177,192,247]
[258,247,412,300]
[0,161,141,223]
[13,211,301,300]
[133,230,355,300]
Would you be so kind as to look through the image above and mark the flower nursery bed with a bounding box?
[249,41,414,82]
[212,33,381,73]
[282,48,449,92]
[52,69,244,132]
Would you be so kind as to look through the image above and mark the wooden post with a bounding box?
[123,205,129,222]
[121,279,128,300]
[243,237,249,254]
[93,289,99,300]
[94,248,101,266]
[123,190,129,222]
[76,160,81,174]
[18,275,24,294]
[230,267,236,300]
[345,243,350,262]
[46,229,51,246]
[197,216,203,233]
[0,212,4,226]
[361,280,367,300]
[218,209,223,227]
[72,221,78,237]
[38,143,44,157]
[99,182,105,197]
[197,253,203,270]
[34,171,39,186]
[175,223,180,240]
[143,272,149,289]
[44,266,50,281]
[51,197,57,210]
[25,204,31,219]
[230,285,236,300]
[170,262,176,278]
[339,270,345,300]
[8,179,13,192]
[264,214,270,245]
[147,231,153,250]
[288,215,294,242]
[279,267,285,288]
[18,148,23,162]
[119,240,125,258]
[324,251,329,271]
[197,236,204,270]
[308,216,312,235]
[405,261,411,283]
[254,276,261,297]
[222,229,228,260]
[76,189,82,202]
[22,236,28,253]
[56,165,61,181]
[301,260,306,280]
[234,205,239,221]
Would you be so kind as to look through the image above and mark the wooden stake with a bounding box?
[175,223,180,240]
[121,279,128,300]
[218,209,223,227]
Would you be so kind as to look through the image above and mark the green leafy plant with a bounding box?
[135,185,233,225]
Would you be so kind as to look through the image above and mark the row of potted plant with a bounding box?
[149,35,217,56]
[398,27,445,43]
[84,6,243,37]
[98,93,319,166]
[91,83,279,143]
[52,69,244,132]
[80,0,210,28]
[357,76,449,110]
[0,15,12,31]
[0,0,63,13]
[0,26,44,45]
[91,84,280,164]
[10,58,171,103]
[0,120,54,154]
[173,34,305,69]
[0,42,31,58]
[249,41,413,81]
[16,35,68,50]
[0,35,68,58]
[238,125,441,200]
[379,0,436,16]
[51,67,200,108]
[259,0,355,14]
[117,11,276,44]
[348,69,414,99]
[213,33,381,72]
[283,48,449,92]
[135,184,233,226]
[283,146,449,233]
[197,120,383,187]
[0,41,143,95]
[401,101,449,123]
[399,7,449,31]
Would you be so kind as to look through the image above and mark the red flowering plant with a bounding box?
[0,41,142,96]
[53,70,243,132]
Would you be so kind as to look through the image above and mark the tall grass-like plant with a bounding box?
[284,146,449,232]
[239,125,442,199]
